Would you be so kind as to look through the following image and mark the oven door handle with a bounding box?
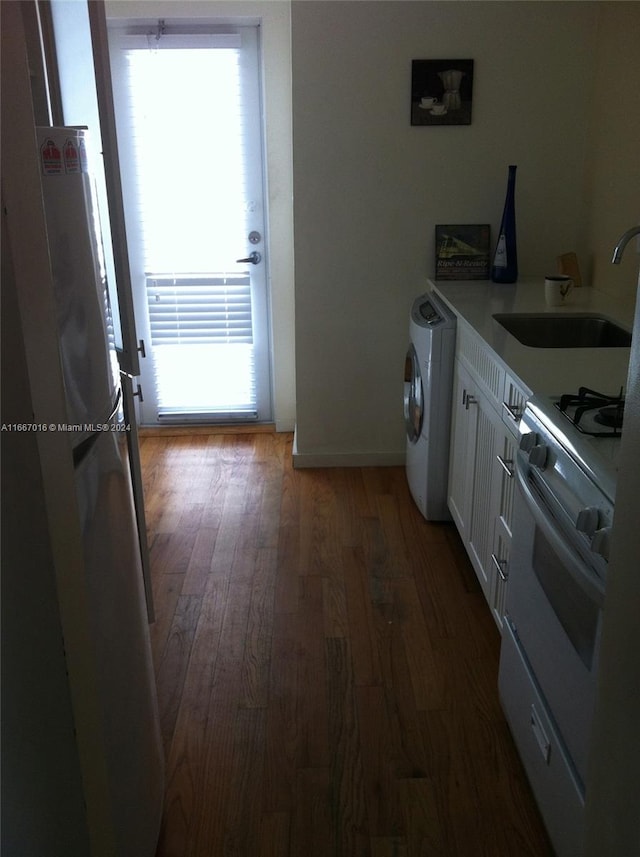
[515,456,605,608]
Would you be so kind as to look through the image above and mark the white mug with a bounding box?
[545,275,573,306]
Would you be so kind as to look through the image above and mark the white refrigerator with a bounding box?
[36,126,164,856]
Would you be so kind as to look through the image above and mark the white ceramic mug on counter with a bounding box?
[545,275,573,306]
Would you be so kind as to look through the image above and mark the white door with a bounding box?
[109,24,272,425]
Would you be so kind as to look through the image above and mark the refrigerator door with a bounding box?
[74,421,163,856]
[37,126,119,441]
[121,372,155,622]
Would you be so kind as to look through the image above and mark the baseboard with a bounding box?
[139,423,276,437]
[292,430,405,468]
[275,418,296,433]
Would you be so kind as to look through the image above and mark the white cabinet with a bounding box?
[490,428,517,628]
[447,322,529,628]
[448,360,477,543]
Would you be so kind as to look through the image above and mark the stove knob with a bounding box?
[576,506,601,537]
[591,526,611,561]
[519,432,538,454]
[529,444,548,470]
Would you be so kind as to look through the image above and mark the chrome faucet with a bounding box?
[612,225,640,264]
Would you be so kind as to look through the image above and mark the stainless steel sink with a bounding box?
[492,313,632,348]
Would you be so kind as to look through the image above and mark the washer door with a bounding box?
[404,344,423,443]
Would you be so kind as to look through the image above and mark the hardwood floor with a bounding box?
[139,431,553,857]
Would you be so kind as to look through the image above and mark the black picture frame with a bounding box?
[435,224,490,280]
[411,59,474,126]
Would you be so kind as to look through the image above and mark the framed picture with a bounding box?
[435,224,490,280]
[411,59,474,126]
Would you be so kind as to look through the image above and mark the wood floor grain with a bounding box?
[140,432,553,857]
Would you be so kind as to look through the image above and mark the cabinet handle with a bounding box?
[491,552,508,581]
[530,704,551,764]
[502,400,522,422]
[465,394,477,411]
[496,454,514,478]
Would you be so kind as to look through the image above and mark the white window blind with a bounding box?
[146,274,252,345]
[116,28,257,418]
[147,273,255,415]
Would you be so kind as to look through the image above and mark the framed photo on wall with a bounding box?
[411,59,474,126]
[435,224,490,280]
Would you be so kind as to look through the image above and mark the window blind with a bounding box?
[122,41,247,275]
[147,274,255,417]
[146,274,252,345]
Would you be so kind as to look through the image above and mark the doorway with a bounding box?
[109,23,272,426]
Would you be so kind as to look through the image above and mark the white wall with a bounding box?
[291,0,603,463]
[105,0,296,431]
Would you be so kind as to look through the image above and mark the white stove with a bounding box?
[498,385,623,856]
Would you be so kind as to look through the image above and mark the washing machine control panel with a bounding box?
[417,300,442,325]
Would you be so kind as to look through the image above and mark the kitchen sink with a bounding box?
[492,313,632,348]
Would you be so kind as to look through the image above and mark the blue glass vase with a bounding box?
[491,165,518,283]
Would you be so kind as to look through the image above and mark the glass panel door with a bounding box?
[109,24,272,424]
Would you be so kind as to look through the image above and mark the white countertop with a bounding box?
[429,278,634,398]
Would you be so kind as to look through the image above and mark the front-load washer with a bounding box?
[404,290,456,520]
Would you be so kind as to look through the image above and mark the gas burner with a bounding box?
[556,386,625,437]
[594,404,625,429]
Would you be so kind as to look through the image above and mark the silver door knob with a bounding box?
[236,251,262,265]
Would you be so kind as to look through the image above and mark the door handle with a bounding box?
[530,704,551,764]
[236,251,262,265]
[496,454,514,478]
[491,552,509,581]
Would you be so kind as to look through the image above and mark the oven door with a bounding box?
[505,452,605,785]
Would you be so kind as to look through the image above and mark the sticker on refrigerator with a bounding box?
[41,139,62,175]
[63,138,80,173]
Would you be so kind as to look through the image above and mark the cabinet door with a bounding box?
[448,353,520,622]
[490,428,517,628]
[466,390,503,599]
[448,360,477,538]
